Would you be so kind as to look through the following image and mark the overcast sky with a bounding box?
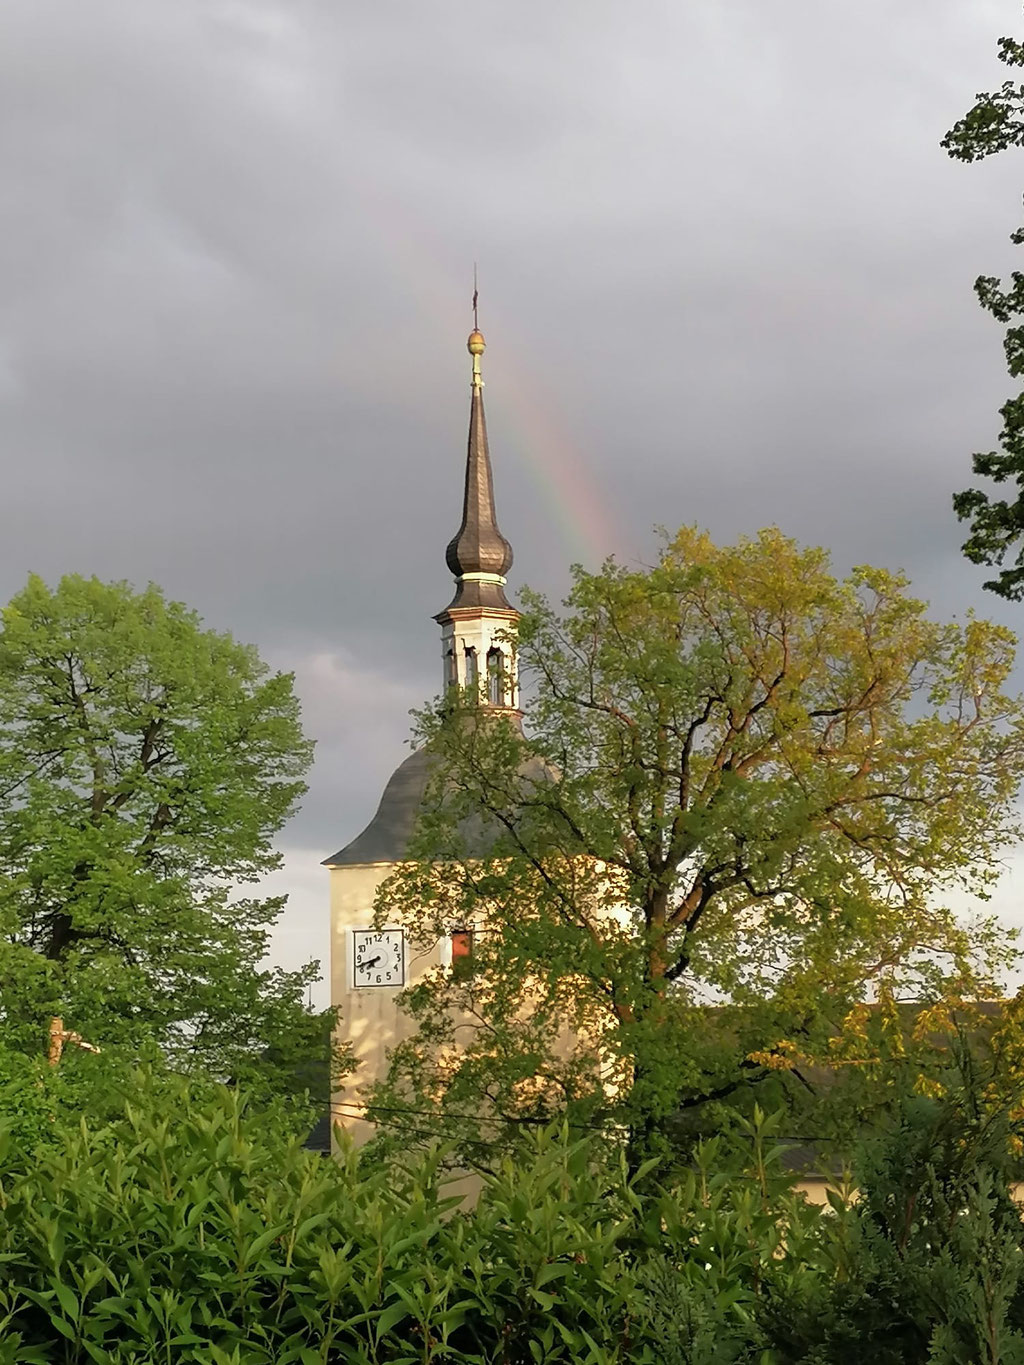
[4,0,1024,1004]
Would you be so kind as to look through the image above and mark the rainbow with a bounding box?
[491,342,623,571]
[359,205,624,570]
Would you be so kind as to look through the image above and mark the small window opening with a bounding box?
[444,647,457,688]
[464,647,478,695]
[451,928,474,979]
[487,648,505,706]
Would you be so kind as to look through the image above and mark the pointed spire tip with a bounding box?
[469,270,484,381]
[439,311,513,608]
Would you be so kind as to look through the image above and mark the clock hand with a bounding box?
[362,954,382,970]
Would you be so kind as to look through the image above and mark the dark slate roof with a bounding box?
[324,738,559,869]
[438,580,517,614]
[323,748,435,867]
[440,384,514,614]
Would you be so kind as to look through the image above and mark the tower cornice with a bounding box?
[433,603,520,627]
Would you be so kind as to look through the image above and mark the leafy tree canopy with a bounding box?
[372,528,1024,1162]
[943,23,1024,597]
[0,573,337,1111]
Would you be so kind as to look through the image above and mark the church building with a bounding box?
[324,325,520,1145]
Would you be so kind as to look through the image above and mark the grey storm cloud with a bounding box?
[3,0,1024,991]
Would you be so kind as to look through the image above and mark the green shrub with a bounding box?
[4,1074,1024,1363]
[761,1091,1024,1365]
[0,1078,814,1363]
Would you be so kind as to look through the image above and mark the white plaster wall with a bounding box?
[329,861,444,1149]
[440,614,518,709]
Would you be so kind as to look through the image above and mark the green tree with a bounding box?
[944,23,1024,598]
[372,528,1024,1163]
[0,573,335,1111]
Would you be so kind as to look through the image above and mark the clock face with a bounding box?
[352,929,405,988]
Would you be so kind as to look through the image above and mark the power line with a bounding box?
[325,1098,624,1149]
[329,1097,620,1133]
[325,1098,836,1149]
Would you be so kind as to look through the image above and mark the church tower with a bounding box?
[325,324,517,1144]
[435,327,520,710]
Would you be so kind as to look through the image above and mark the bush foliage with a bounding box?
[2,1074,1024,1363]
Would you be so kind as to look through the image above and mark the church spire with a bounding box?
[435,316,520,710]
[441,327,514,612]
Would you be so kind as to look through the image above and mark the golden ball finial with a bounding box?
[467,329,486,356]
